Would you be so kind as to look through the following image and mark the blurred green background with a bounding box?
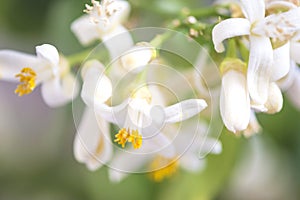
[0,0,300,199]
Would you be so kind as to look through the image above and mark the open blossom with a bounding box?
[212,0,300,105]
[0,44,79,107]
[74,60,113,171]
[71,0,133,61]
[95,85,208,150]
[108,121,222,182]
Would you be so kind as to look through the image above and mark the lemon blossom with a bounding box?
[108,121,222,182]
[0,44,78,107]
[74,60,113,171]
[94,86,208,150]
[212,0,300,105]
[71,0,133,60]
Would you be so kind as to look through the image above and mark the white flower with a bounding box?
[74,60,113,171]
[71,0,134,61]
[0,44,79,107]
[95,85,208,150]
[120,42,156,72]
[108,121,222,182]
[219,59,250,133]
[212,0,300,104]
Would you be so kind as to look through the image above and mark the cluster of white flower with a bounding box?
[0,0,299,182]
[213,0,300,134]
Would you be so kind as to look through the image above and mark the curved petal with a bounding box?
[0,50,39,82]
[164,99,207,123]
[81,60,112,106]
[264,82,283,114]
[74,108,112,171]
[212,18,250,52]
[271,42,290,81]
[241,0,265,21]
[291,41,300,64]
[247,36,273,105]
[286,67,300,109]
[36,44,59,65]
[180,154,206,173]
[41,73,79,107]
[70,15,100,46]
[243,111,261,138]
[277,61,297,91]
[220,70,250,133]
[102,25,134,61]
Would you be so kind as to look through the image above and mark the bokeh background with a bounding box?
[0,0,300,199]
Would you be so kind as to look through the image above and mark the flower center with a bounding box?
[15,67,37,96]
[149,156,178,182]
[114,128,142,149]
[84,0,119,25]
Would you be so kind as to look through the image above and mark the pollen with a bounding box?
[114,128,130,148]
[128,130,142,149]
[15,67,37,96]
[149,156,178,182]
[114,128,143,149]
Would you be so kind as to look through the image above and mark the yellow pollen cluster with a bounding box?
[114,128,142,149]
[150,157,178,182]
[15,67,37,96]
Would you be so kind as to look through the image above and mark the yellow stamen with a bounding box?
[149,156,178,182]
[15,67,37,96]
[114,128,130,148]
[114,128,143,149]
[128,130,142,149]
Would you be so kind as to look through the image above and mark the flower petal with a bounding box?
[240,0,265,21]
[271,42,290,81]
[291,40,300,64]
[70,15,100,46]
[247,36,273,105]
[81,60,112,106]
[164,99,207,123]
[220,70,250,133]
[0,50,39,81]
[41,73,79,107]
[102,25,134,61]
[263,82,283,114]
[180,154,206,173]
[36,44,59,65]
[74,108,112,171]
[286,67,300,109]
[212,18,250,52]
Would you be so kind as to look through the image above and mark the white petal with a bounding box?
[212,18,250,52]
[271,42,290,81]
[291,41,300,64]
[220,70,250,133]
[164,99,207,123]
[266,1,298,12]
[277,61,297,91]
[36,44,59,65]
[108,153,152,182]
[0,50,39,81]
[41,73,79,107]
[253,8,300,40]
[243,111,261,138]
[120,43,154,72]
[240,0,265,21]
[102,25,134,61]
[81,60,112,106]
[264,82,283,114]
[286,67,300,109]
[180,154,206,173]
[247,36,273,105]
[70,15,100,46]
[95,99,129,124]
[74,108,112,171]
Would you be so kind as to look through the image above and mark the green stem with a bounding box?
[187,5,230,18]
[66,48,94,67]
[226,39,237,58]
[237,40,249,62]
[150,31,173,48]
